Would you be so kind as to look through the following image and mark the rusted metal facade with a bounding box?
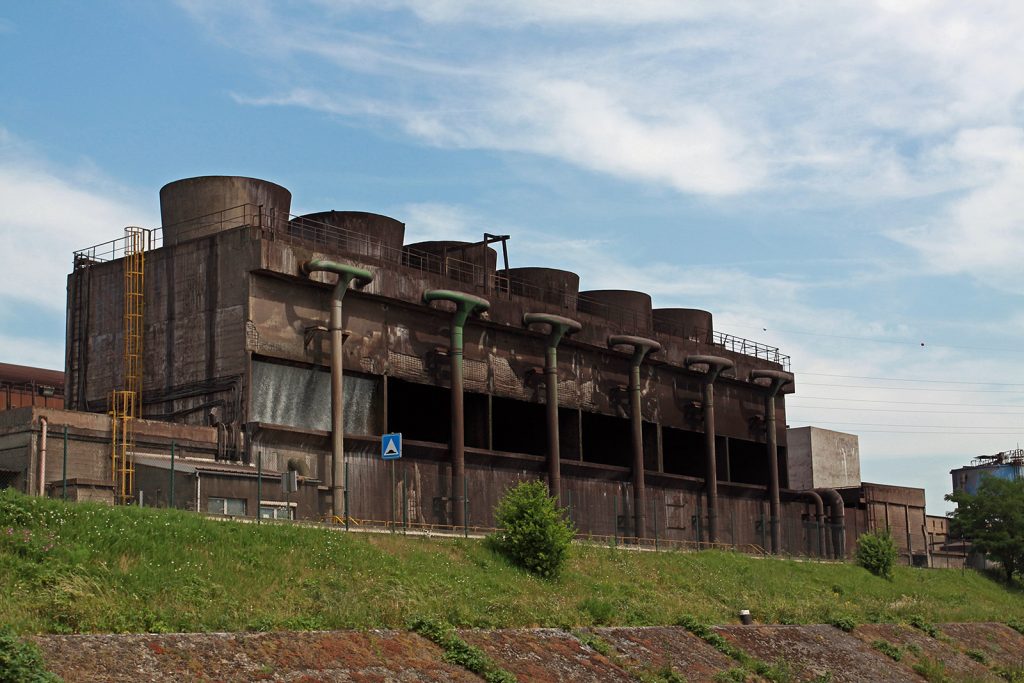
[0,363,64,411]
[59,175,849,551]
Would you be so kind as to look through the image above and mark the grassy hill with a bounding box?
[1,490,1021,635]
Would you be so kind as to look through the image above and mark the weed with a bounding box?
[1009,620,1024,636]
[828,615,856,633]
[0,627,61,682]
[966,649,988,664]
[871,639,903,661]
[573,630,613,658]
[912,656,951,683]
[994,665,1024,682]
[579,597,617,625]
[909,615,939,638]
[409,617,516,683]
[713,668,748,682]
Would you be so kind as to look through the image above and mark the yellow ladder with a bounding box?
[111,227,147,504]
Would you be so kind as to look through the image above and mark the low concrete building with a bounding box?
[0,406,321,520]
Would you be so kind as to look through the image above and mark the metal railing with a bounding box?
[72,202,789,368]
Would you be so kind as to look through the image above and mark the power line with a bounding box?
[798,372,1024,387]
[730,324,1024,355]
[791,404,1024,415]
[786,419,1020,430]
[786,427,1023,436]
[799,382,1024,394]
[789,395,1024,408]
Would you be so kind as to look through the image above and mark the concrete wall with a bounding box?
[786,427,860,490]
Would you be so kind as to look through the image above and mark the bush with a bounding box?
[489,481,575,579]
[855,529,897,580]
[0,627,61,682]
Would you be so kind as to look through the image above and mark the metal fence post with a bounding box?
[653,495,659,551]
[170,440,176,509]
[613,493,618,548]
[255,446,261,525]
[62,426,68,501]
[344,460,350,531]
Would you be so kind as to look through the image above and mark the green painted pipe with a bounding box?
[303,259,374,521]
[423,289,489,528]
[609,335,661,541]
[524,313,582,505]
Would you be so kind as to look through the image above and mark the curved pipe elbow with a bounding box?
[424,289,490,330]
[302,259,374,288]
[524,313,582,348]
[608,334,661,365]
[685,354,734,383]
[751,369,795,396]
[802,489,825,518]
[814,488,846,527]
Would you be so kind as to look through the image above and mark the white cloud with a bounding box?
[888,126,1024,291]
[399,202,482,243]
[0,127,152,367]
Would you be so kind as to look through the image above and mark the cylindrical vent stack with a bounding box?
[503,267,580,311]
[653,308,714,344]
[578,289,653,333]
[160,176,291,246]
[403,240,497,286]
[289,211,406,261]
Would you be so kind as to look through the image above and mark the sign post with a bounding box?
[382,433,402,531]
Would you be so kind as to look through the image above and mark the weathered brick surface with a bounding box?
[591,626,737,682]
[33,630,480,682]
[457,628,633,683]
[715,624,910,682]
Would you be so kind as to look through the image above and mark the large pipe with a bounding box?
[524,313,582,504]
[609,334,661,540]
[684,355,735,545]
[424,289,490,528]
[302,259,374,521]
[751,369,794,554]
[816,488,846,559]
[802,489,827,558]
[38,416,48,496]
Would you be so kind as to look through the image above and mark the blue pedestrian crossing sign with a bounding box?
[381,432,402,460]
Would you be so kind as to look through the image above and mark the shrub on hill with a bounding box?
[0,627,60,682]
[856,528,897,580]
[488,480,575,579]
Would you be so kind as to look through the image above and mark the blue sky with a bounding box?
[3,1,1024,513]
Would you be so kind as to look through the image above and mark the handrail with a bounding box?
[72,202,789,369]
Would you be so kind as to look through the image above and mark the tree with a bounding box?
[945,475,1024,583]
[488,480,575,579]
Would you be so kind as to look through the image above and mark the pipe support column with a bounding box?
[609,335,661,541]
[524,313,582,505]
[425,290,490,528]
[751,369,794,554]
[685,355,734,546]
[302,260,374,521]
[38,416,48,497]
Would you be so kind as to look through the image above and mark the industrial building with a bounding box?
[0,175,954,564]
[951,448,1024,495]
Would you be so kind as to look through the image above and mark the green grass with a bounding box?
[2,490,1023,634]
